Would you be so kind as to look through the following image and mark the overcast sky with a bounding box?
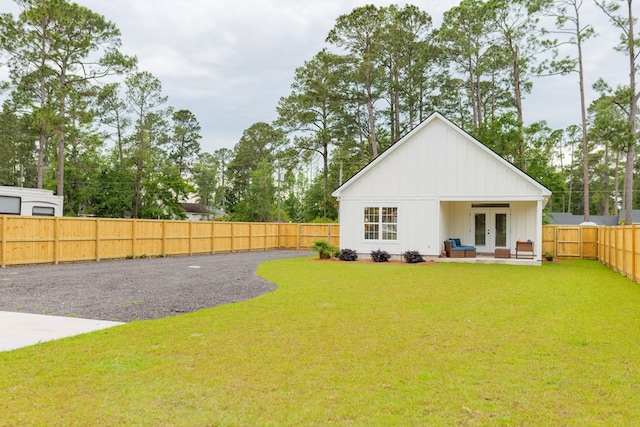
[4,0,636,153]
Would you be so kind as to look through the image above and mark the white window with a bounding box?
[0,195,20,215]
[33,206,55,216]
[364,207,397,240]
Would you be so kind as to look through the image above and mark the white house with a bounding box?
[331,113,551,262]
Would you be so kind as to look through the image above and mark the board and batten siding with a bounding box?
[338,198,439,256]
[338,119,543,200]
[333,113,551,259]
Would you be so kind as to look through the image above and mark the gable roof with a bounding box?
[332,112,551,202]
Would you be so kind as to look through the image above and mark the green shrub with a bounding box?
[311,240,339,259]
[370,249,391,262]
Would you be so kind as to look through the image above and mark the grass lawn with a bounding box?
[2,258,640,425]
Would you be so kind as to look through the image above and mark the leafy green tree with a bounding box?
[95,82,130,166]
[191,152,218,217]
[212,147,232,213]
[226,122,285,214]
[0,107,36,186]
[588,94,629,215]
[437,0,498,130]
[124,71,169,218]
[169,109,201,177]
[277,49,348,218]
[0,0,135,195]
[91,162,135,218]
[377,4,434,139]
[595,0,640,223]
[543,0,597,220]
[327,5,385,158]
[231,159,275,222]
[138,157,192,220]
[489,0,547,168]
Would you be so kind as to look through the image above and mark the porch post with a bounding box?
[536,200,543,261]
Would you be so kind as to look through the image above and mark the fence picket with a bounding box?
[0,217,339,267]
[2,218,638,284]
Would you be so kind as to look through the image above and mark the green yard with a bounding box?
[2,258,640,425]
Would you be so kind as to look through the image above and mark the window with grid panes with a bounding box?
[363,207,379,240]
[381,207,397,240]
[363,206,397,240]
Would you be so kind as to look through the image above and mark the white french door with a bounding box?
[472,210,510,253]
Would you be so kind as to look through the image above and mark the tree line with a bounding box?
[0,0,638,223]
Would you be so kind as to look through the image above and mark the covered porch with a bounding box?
[438,200,544,262]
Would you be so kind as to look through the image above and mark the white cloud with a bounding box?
[4,0,639,152]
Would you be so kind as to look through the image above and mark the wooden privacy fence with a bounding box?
[597,225,640,283]
[541,225,598,260]
[0,216,340,268]
[2,217,639,284]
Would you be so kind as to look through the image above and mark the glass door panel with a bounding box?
[495,213,507,247]
[474,213,486,246]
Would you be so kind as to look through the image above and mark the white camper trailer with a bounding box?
[0,186,63,217]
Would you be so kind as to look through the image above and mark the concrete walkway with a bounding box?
[0,311,123,352]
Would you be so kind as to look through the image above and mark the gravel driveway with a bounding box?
[0,250,309,322]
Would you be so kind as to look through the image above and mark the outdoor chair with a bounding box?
[444,238,476,258]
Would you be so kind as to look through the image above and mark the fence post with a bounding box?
[96,219,100,262]
[211,222,215,254]
[231,222,235,253]
[132,219,137,258]
[54,217,60,265]
[0,216,4,268]
[277,222,281,249]
[632,225,637,282]
[161,220,166,256]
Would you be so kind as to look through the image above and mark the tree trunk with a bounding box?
[624,0,638,224]
[366,81,378,158]
[575,9,590,222]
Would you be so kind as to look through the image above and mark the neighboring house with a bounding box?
[331,112,552,261]
[180,203,225,221]
[546,212,619,226]
[546,211,640,226]
[181,203,210,221]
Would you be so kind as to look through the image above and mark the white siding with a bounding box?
[338,198,439,256]
[336,118,545,200]
[333,113,550,260]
